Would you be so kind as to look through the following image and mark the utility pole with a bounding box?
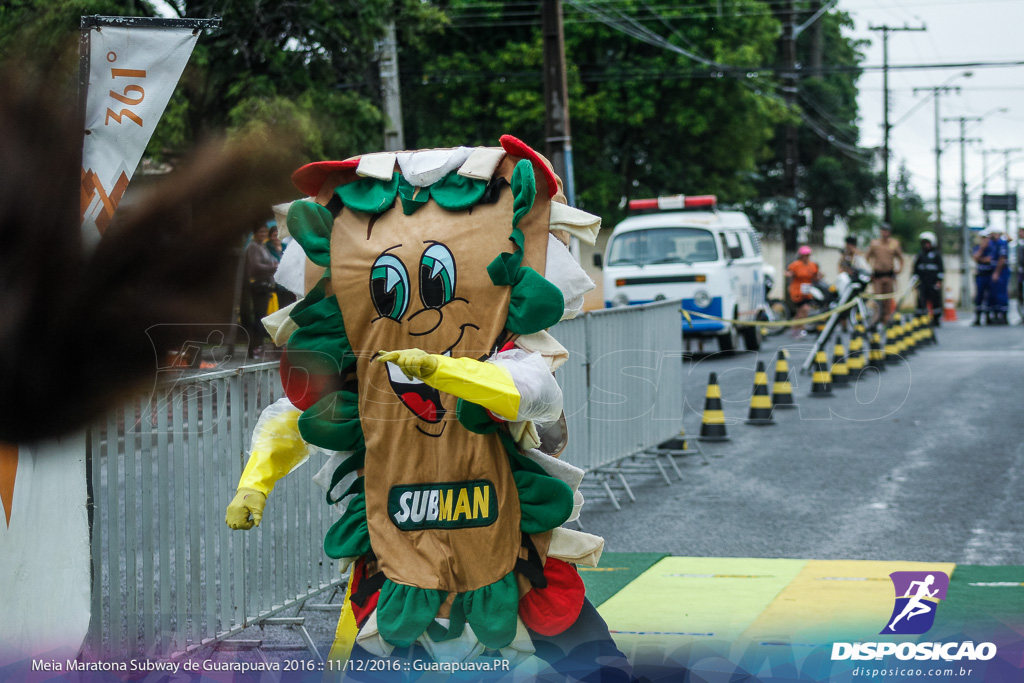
[781,0,799,260]
[542,0,575,207]
[944,116,981,307]
[981,149,992,228]
[379,22,405,151]
[870,24,926,225]
[913,83,960,231]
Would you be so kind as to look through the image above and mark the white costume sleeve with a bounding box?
[487,349,563,424]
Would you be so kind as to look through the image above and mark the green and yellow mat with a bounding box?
[583,554,1024,670]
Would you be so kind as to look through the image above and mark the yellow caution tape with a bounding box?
[861,291,900,301]
[680,279,916,329]
[681,296,862,328]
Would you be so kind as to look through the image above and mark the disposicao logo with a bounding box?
[831,570,998,663]
[881,571,949,635]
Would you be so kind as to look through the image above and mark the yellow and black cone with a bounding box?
[902,315,917,355]
[746,361,775,425]
[830,337,851,387]
[903,315,917,354]
[698,372,729,441]
[918,313,932,346]
[910,315,923,347]
[810,349,834,397]
[909,313,925,350]
[922,313,937,345]
[772,349,797,409]
[846,325,867,375]
[884,318,901,364]
[868,330,887,371]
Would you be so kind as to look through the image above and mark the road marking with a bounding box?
[968,582,1024,587]
[664,574,773,579]
[918,350,1024,357]
[816,577,889,581]
[578,567,629,572]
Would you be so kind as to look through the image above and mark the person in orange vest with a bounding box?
[786,245,823,338]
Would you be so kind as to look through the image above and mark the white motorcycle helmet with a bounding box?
[919,231,937,245]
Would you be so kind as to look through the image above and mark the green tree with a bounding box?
[1,0,446,163]
[153,0,446,161]
[401,0,789,227]
[760,2,880,237]
[890,163,933,248]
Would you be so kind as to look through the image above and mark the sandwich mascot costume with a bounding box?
[226,136,635,679]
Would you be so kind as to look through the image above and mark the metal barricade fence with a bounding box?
[87,362,343,659]
[87,301,685,657]
[553,300,685,472]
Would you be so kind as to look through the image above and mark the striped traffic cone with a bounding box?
[746,361,775,425]
[809,349,834,397]
[868,330,887,371]
[772,349,797,409]
[830,337,851,387]
[920,313,935,345]
[847,325,867,376]
[884,318,901,364]
[902,315,917,356]
[907,315,920,350]
[698,373,729,442]
[922,313,937,345]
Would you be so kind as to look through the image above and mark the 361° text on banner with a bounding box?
[80,24,200,247]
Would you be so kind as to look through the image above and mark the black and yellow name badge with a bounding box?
[388,480,498,530]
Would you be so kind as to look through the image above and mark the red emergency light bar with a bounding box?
[628,195,718,211]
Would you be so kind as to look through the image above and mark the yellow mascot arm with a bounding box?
[225,398,310,529]
[376,349,521,421]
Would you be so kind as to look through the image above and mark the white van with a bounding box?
[596,195,765,352]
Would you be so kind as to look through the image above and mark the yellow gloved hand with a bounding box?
[377,349,521,421]
[225,487,267,530]
[376,348,439,380]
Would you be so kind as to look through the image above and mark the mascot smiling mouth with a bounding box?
[385,351,448,424]
[382,323,480,436]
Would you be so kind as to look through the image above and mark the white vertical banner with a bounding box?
[0,435,90,663]
[80,19,205,248]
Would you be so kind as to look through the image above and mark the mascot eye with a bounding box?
[370,254,410,321]
[419,244,457,309]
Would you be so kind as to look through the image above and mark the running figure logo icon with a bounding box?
[881,571,949,635]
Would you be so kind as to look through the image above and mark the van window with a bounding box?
[723,231,743,260]
[738,231,755,258]
[608,228,719,266]
[750,230,763,255]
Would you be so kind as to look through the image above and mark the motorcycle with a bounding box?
[799,268,873,332]
[756,265,791,337]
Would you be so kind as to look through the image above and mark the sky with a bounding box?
[839,0,1024,229]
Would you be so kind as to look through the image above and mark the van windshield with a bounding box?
[608,227,718,266]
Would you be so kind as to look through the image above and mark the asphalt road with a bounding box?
[581,315,1024,566]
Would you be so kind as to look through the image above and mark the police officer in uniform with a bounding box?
[912,231,944,326]
[972,228,997,325]
[989,228,1010,325]
[1016,227,1024,323]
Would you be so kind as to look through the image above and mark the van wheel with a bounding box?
[717,325,739,353]
[742,324,762,351]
